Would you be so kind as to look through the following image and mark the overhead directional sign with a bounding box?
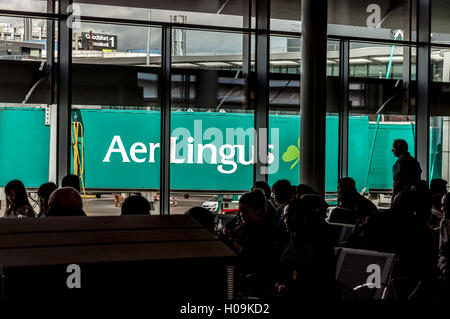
[81,32,117,51]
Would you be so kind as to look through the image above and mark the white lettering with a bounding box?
[130,142,147,163]
[197,144,217,164]
[148,143,160,163]
[218,145,237,174]
[103,136,130,162]
[170,137,185,163]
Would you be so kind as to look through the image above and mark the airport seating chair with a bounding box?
[327,222,355,247]
[335,247,396,300]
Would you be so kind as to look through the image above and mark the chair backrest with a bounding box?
[214,213,238,234]
[327,222,355,246]
[335,247,396,299]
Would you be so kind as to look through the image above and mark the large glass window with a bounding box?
[328,0,415,41]
[71,22,162,216]
[268,37,339,197]
[170,29,250,215]
[0,15,52,216]
[75,0,249,28]
[0,0,49,13]
[432,1,450,44]
[348,41,416,194]
[429,47,450,185]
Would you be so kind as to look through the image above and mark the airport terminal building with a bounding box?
[0,0,449,308]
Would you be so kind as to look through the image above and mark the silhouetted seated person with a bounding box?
[293,184,319,199]
[186,206,215,233]
[252,180,276,210]
[272,179,293,228]
[439,193,450,300]
[121,195,151,216]
[37,182,57,218]
[46,187,86,217]
[429,178,448,230]
[275,195,337,300]
[329,177,377,225]
[221,191,280,297]
[3,179,35,218]
[352,189,435,290]
[62,174,81,193]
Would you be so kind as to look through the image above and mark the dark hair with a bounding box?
[338,177,357,195]
[62,174,80,193]
[287,195,328,229]
[46,187,85,217]
[430,178,448,208]
[37,182,57,205]
[393,139,408,154]
[295,184,319,198]
[239,191,267,216]
[121,195,151,216]
[186,207,216,232]
[272,179,293,204]
[430,178,447,195]
[5,179,31,208]
[252,180,272,199]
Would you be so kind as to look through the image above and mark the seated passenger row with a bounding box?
[187,178,450,301]
[2,176,148,218]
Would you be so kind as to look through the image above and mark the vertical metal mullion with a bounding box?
[254,0,269,183]
[338,39,349,179]
[56,0,72,186]
[46,0,55,105]
[416,0,431,181]
[160,26,172,215]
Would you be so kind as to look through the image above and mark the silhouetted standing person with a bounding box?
[392,139,421,199]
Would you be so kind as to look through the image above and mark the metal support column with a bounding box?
[46,0,55,105]
[416,0,431,181]
[56,0,73,186]
[160,26,172,215]
[254,0,270,182]
[300,0,328,195]
[47,0,57,183]
[242,0,252,111]
[338,39,349,179]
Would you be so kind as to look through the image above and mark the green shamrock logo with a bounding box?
[282,138,300,170]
